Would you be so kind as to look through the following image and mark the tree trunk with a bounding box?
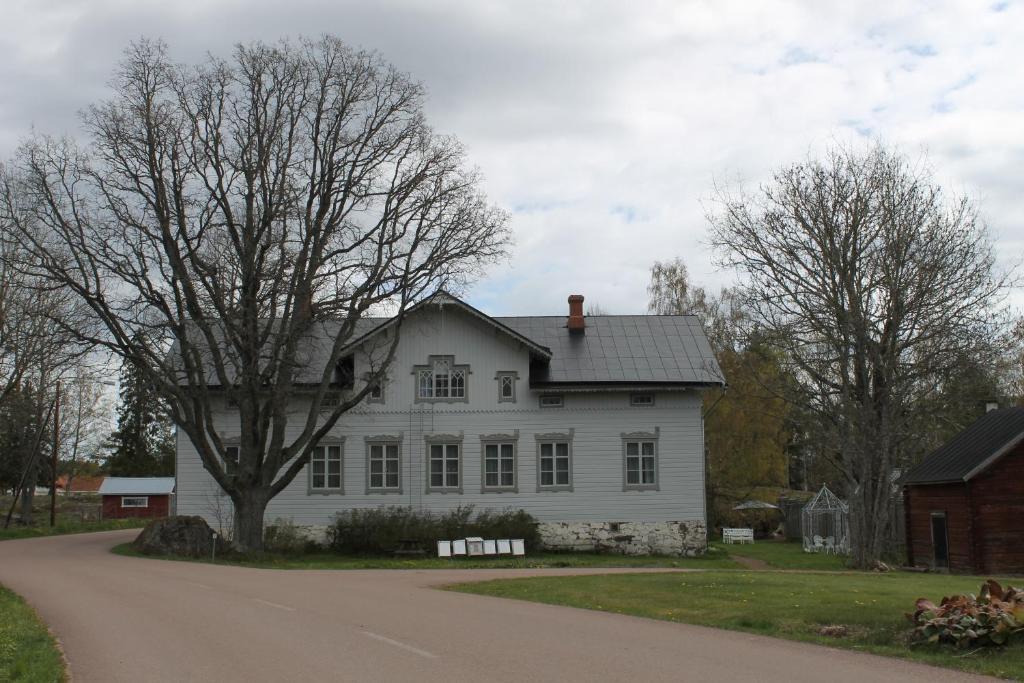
[19,459,36,523]
[232,489,269,553]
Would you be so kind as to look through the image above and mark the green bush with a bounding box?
[326,505,539,555]
[264,518,319,554]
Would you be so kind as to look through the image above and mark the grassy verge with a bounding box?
[450,570,1024,680]
[0,518,148,542]
[0,585,65,682]
[112,542,741,570]
[714,539,850,570]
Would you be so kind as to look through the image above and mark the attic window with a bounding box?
[631,394,655,407]
[539,394,563,408]
[414,356,468,402]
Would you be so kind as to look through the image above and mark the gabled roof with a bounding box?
[99,477,176,495]
[903,407,1024,485]
[340,291,553,360]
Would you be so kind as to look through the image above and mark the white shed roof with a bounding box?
[99,477,176,495]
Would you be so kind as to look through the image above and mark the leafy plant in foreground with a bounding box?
[909,579,1024,648]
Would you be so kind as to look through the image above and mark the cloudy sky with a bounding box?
[2,0,1021,315]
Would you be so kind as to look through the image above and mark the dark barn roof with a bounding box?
[903,407,1024,485]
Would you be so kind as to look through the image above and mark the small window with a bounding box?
[538,441,572,489]
[367,442,401,492]
[496,372,517,403]
[631,394,655,407]
[483,442,516,490]
[624,440,658,489]
[121,496,148,508]
[539,394,563,408]
[428,443,461,491]
[310,444,343,492]
[369,384,383,400]
[319,393,341,411]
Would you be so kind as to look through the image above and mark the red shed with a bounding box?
[98,477,175,520]
[903,407,1024,574]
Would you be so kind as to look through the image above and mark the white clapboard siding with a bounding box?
[175,305,708,527]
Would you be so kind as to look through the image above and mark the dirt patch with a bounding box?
[730,555,770,570]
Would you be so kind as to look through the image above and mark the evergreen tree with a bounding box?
[105,358,174,476]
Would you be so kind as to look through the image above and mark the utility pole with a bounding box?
[50,381,61,527]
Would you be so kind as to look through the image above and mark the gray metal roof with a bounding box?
[903,407,1024,485]
[177,294,724,387]
[497,315,723,386]
[99,477,176,495]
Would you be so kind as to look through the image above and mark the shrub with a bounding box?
[264,518,316,554]
[909,579,1024,648]
[326,505,539,555]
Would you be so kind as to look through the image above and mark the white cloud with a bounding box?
[1,0,1020,315]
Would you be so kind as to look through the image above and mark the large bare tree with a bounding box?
[1,37,509,550]
[708,144,1011,567]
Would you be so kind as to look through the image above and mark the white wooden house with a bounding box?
[175,292,724,554]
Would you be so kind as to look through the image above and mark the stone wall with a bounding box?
[537,520,706,556]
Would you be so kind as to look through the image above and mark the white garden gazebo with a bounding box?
[801,485,850,555]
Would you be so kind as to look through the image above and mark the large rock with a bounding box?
[132,516,228,558]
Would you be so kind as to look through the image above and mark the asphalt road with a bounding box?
[0,530,996,682]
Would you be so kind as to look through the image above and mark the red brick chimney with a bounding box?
[567,294,585,333]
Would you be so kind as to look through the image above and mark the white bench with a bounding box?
[722,528,754,544]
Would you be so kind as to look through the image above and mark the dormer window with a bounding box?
[414,356,468,402]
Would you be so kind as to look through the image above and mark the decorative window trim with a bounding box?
[121,496,148,508]
[539,394,564,408]
[622,428,659,491]
[412,355,470,404]
[365,436,402,494]
[495,371,518,403]
[535,429,574,492]
[630,393,655,407]
[426,433,464,493]
[308,438,345,494]
[480,430,519,493]
[363,372,386,404]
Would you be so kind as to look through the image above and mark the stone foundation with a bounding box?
[538,520,706,556]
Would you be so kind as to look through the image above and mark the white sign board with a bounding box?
[483,539,497,555]
[496,539,511,554]
[437,540,452,558]
[452,539,467,555]
[511,539,526,556]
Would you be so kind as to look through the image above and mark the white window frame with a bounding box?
[121,496,149,508]
[413,356,469,403]
[536,430,573,492]
[496,371,517,403]
[366,439,402,493]
[481,432,519,492]
[622,428,660,491]
[630,393,655,407]
[426,435,463,493]
[308,441,344,494]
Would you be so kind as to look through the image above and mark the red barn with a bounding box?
[99,477,175,520]
[903,407,1024,574]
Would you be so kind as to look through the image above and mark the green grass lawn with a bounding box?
[714,539,851,570]
[112,542,741,570]
[0,585,65,682]
[451,570,1024,680]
